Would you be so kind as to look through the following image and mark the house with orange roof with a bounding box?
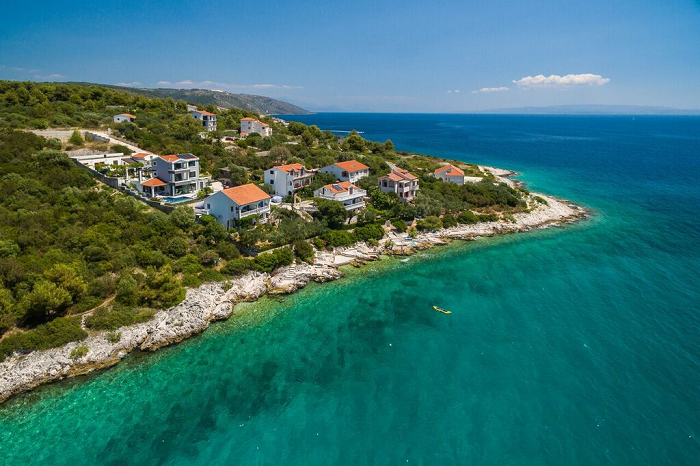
[313,181,366,211]
[190,109,217,131]
[204,183,271,228]
[433,164,465,185]
[113,113,136,123]
[264,163,314,197]
[138,153,208,197]
[240,117,272,137]
[319,160,370,183]
[378,168,419,203]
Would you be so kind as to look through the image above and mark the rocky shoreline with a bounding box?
[0,167,588,405]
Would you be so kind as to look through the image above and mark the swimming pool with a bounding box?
[161,196,193,203]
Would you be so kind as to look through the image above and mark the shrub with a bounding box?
[293,240,315,263]
[199,249,219,265]
[199,269,224,283]
[253,247,293,272]
[478,213,499,223]
[70,345,88,358]
[85,304,156,331]
[216,242,240,260]
[416,216,443,231]
[68,130,83,146]
[0,316,88,362]
[221,258,253,276]
[391,218,407,232]
[442,215,458,228]
[534,196,548,205]
[354,224,385,242]
[457,210,479,224]
[116,274,138,306]
[321,230,356,249]
[106,331,121,344]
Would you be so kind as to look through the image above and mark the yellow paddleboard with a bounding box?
[433,306,452,314]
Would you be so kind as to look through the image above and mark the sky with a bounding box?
[1,0,699,112]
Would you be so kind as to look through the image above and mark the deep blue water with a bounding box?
[1,114,699,465]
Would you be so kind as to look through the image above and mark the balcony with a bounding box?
[239,205,270,218]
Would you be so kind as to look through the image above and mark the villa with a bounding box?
[204,183,271,228]
[240,117,272,137]
[378,168,419,203]
[264,163,314,197]
[320,160,370,183]
[139,153,207,197]
[433,164,465,185]
[314,181,366,211]
[113,113,136,123]
[190,110,217,131]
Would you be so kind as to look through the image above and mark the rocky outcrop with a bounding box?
[0,167,589,404]
[0,267,340,404]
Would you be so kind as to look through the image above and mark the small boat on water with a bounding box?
[433,306,452,315]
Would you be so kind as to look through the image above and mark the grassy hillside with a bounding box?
[76,83,311,115]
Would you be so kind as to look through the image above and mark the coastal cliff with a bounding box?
[0,168,587,404]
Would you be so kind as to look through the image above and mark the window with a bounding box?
[190,171,196,178]
[206,203,210,209]
[231,206,234,212]
[152,161,157,166]
[153,172,157,177]
[270,170,274,174]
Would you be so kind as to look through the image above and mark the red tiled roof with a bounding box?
[222,184,271,205]
[158,154,198,163]
[334,160,369,172]
[379,168,417,182]
[119,113,136,119]
[141,178,167,187]
[132,153,148,158]
[160,154,180,162]
[435,164,464,177]
[240,117,256,121]
[323,181,356,194]
[274,163,305,173]
[193,110,216,116]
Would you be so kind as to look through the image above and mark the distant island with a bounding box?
[68,82,312,115]
[477,104,700,115]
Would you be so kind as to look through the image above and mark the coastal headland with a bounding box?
[0,167,587,404]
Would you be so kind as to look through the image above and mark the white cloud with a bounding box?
[472,87,510,94]
[447,89,461,94]
[154,79,303,90]
[115,81,142,87]
[12,67,40,73]
[34,73,66,80]
[513,74,610,88]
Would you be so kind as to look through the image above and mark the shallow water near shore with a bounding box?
[2,115,700,465]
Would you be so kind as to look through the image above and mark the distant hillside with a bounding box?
[478,105,700,115]
[70,83,312,115]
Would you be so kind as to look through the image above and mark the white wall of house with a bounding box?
[204,191,271,228]
[319,165,369,183]
[240,119,272,137]
[113,115,133,123]
[263,166,313,197]
[190,111,217,131]
[378,178,419,203]
[70,153,130,168]
[434,172,465,185]
[150,156,203,196]
[314,185,367,211]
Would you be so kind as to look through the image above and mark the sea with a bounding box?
[1,114,699,465]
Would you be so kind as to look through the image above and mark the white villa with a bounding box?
[314,181,366,211]
[204,183,271,228]
[319,160,370,183]
[264,163,314,197]
[240,117,272,137]
[113,113,136,123]
[378,168,419,203]
[139,153,208,197]
[433,164,465,185]
[190,110,217,131]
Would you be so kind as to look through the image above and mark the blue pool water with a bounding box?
[1,114,699,465]
[161,196,193,203]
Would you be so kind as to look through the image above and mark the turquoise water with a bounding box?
[2,115,700,465]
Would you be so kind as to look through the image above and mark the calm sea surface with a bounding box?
[1,114,699,465]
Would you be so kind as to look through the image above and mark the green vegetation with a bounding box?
[0,316,87,362]
[70,345,88,358]
[85,304,156,331]
[0,81,532,360]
